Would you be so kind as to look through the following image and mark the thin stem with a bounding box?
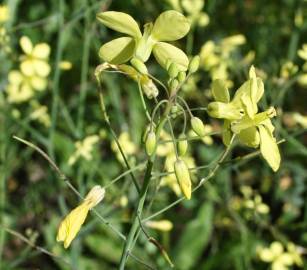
[137,80,152,122]
[119,101,173,269]
[0,226,71,266]
[97,76,141,194]
[13,136,126,240]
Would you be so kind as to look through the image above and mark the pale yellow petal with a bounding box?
[20,36,33,54]
[33,43,50,59]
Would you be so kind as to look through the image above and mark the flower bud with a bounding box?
[177,134,188,156]
[131,58,148,74]
[168,63,179,78]
[191,117,206,137]
[174,159,192,200]
[177,71,186,83]
[145,131,156,156]
[170,79,179,91]
[188,55,200,73]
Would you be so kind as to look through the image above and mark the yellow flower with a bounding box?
[0,5,9,23]
[146,220,173,232]
[258,242,297,270]
[6,70,47,103]
[57,186,105,248]
[200,35,246,86]
[68,135,100,165]
[19,36,51,77]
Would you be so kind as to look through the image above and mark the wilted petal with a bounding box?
[99,37,135,64]
[57,202,90,248]
[97,11,142,39]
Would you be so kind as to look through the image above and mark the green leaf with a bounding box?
[258,124,281,172]
[153,42,189,71]
[99,37,135,64]
[97,11,142,39]
[173,202,214,269]
[151,10,190,41]
[212,79,230,103]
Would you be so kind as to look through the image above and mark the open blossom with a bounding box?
[208,66,281,171]
[6,36,51,103]
[57,186,105,248]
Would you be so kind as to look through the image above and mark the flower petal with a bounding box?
[33,43,51,59]
[152,10,190,41]
[211,79,230,103]
[99,37,135,64]
[97,11,142,39]
[238,126,260,148]
[258,125,281,172]
[153,42,189,71]
[34,60,51,77]
[20,36,33,54]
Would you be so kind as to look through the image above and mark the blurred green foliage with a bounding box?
[0,0,306,269]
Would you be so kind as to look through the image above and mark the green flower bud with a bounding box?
[169,78,179,91]
[177,134,188,156]
[174,159,192,200]
[177,71,186,83]
[188,55,200,73]
[171,104,179,114]
[145,131,156,156]
[168,63,179,78]
[191,117,206,137]
[130,58,148,74]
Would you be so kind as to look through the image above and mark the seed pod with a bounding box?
[188,55,200,73]
[131,58,148,74]
[177,134,188,156]
[145,131,156,156]
[174,159,191,200]
[191,117,206,137]
[168,63,179,78]
[178,71,186,83]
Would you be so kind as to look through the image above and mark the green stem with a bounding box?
[118,102,173,269]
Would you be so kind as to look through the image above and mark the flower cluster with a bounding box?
[208,66,281,171]
[257,241,303,270]
[6,36,51,103]
[200,34,251,87]
[97,10,190,72]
